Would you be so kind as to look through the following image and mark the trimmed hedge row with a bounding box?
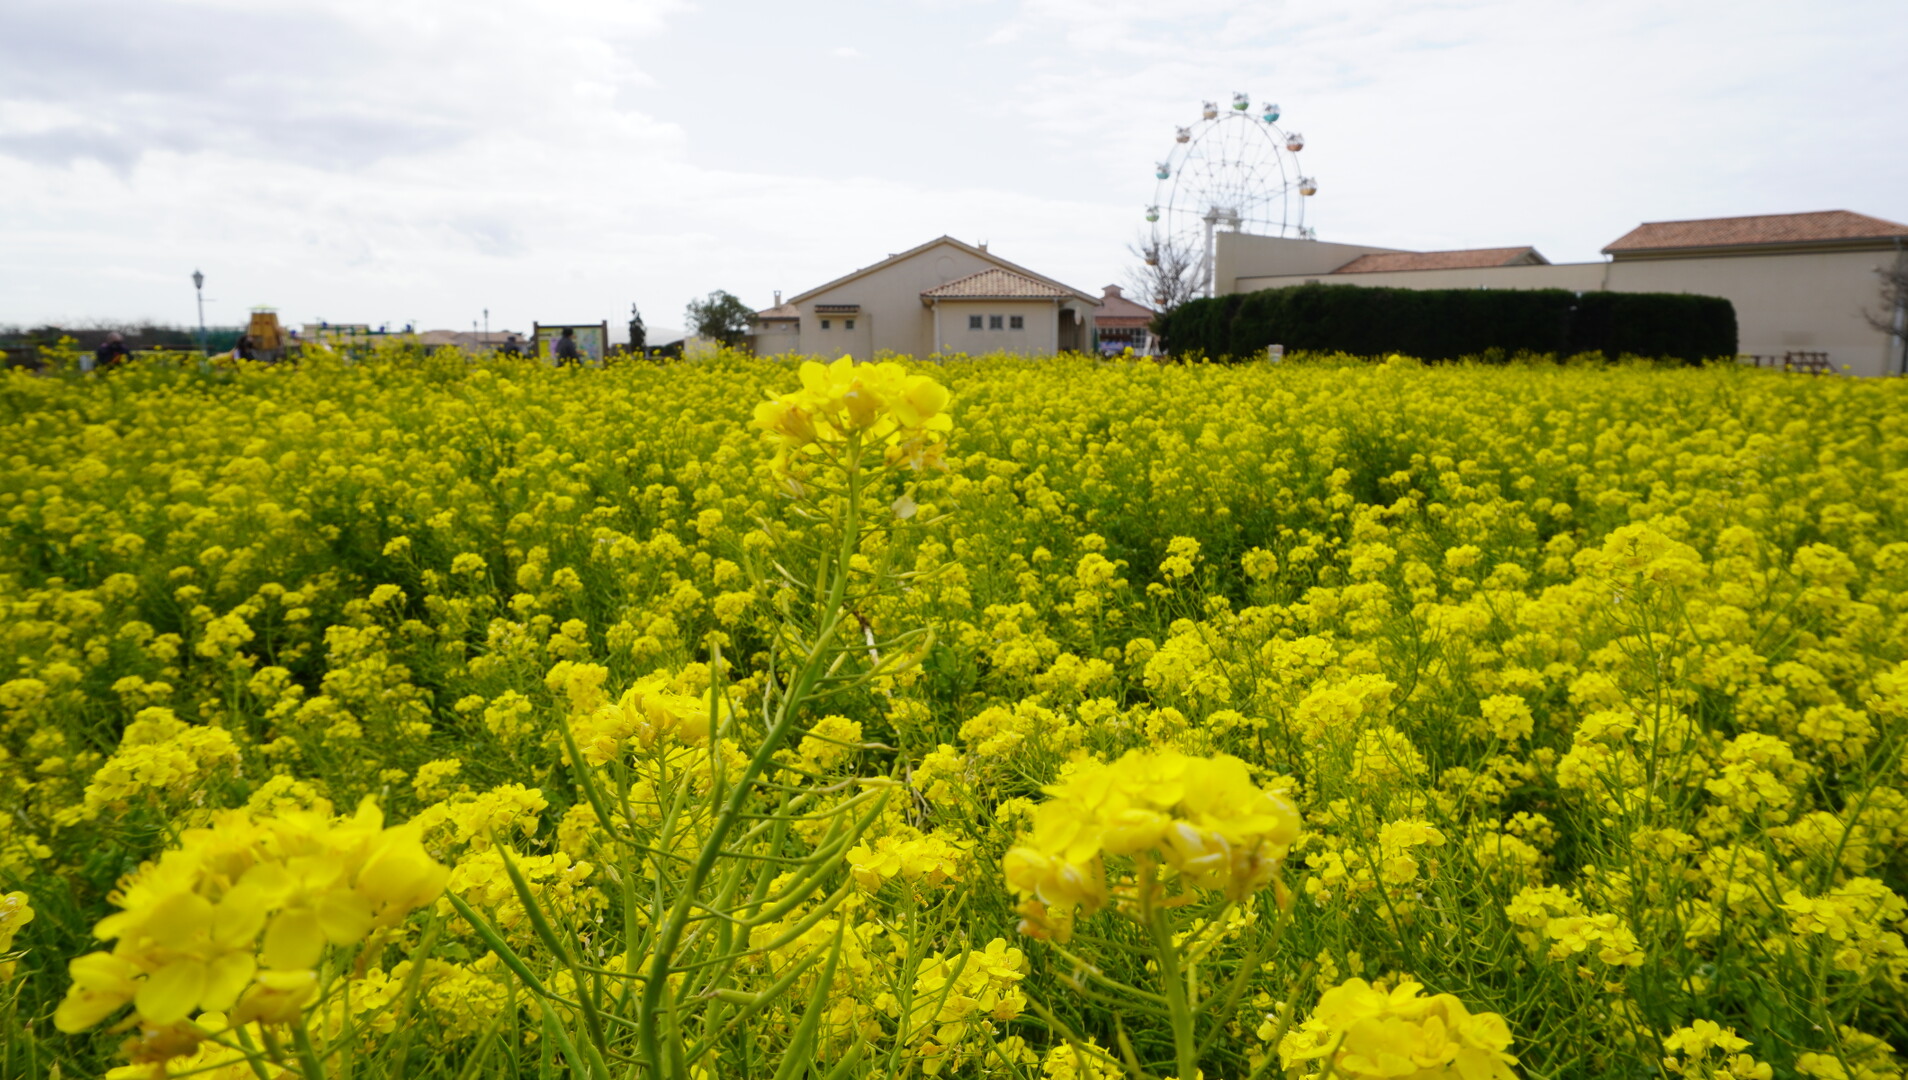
[1161,284,1738,362]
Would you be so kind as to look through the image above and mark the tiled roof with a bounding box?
[1333,247,1547,274]
[1603,210,1908,253]
[754,303,799,320]
[921,268,1072,299]
[1096,286,1155,322]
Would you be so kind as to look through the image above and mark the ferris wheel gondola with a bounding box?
[1144,92,1317,298]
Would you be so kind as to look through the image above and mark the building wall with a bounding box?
[751,326,800,356]
[1232,245,1907,376]
[1214,234,1405,294]
[788,240,1098,359]
[929,300,1059,356]
[796,243,1005,359]
[1610,249,1902,376]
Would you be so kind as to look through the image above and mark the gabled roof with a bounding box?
[1333,247,1549,274]
[787,235,1099,306]
[1602,210,1908,255]
[754,303,799,321]
[1095,285,1154,324]
[921,268,1071,300]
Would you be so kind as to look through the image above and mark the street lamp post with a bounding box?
[192,269,208,356]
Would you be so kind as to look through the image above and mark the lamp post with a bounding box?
[191,269,207,356]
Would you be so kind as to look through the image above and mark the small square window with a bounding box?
[1009,315,1024,330]
[988,315,1004,330]
[968,315,983,330]
[845,319,855,330]
[820,319,831,330]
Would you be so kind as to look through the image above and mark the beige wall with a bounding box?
[751,326,800,356]
[1231,242,1907,376]
[929,299,1059,356]
[1610,250,1902,376]
[796,243,1002,359]
[1214,234,1405,294]
[788,240,1098,360]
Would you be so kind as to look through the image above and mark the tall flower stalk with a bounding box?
[458,357,955,1078]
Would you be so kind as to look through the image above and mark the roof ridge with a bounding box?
[1603,210,1908,254]
[786,236,1100,306]
[1632,208,1886,226]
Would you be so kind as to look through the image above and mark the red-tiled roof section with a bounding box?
[1333,247,1547,274]
[1095,285,1154,325]
[1603,210,1908,253]
[922,268,1072,299]
[754,303,799,320]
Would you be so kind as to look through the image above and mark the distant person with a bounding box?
[553,327,581,366]
[95,332,130,371]
[233,335,256,362]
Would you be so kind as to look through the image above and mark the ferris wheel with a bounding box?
[1144,92,1317,299]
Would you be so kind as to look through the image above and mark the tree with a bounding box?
[1868,252,1908,374]
[628,303,647,352]
[1126,234,1203,328]
[685,290,755,349]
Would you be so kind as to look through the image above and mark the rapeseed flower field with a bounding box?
[0,347,1903,1080]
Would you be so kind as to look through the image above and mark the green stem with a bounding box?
[291,1019,329,1080]
[1144,873,1199,1080]
[636,436,866,1077]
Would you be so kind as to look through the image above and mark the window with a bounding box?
[820,319,831,330]
[989,315,1004,330]
[1009,315,1024,330]
[968,315,983,330]
[845,319,855,330]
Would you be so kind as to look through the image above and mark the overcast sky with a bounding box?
[3,0,1904,339]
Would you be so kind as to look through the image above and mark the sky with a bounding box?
[2,0,1904,341]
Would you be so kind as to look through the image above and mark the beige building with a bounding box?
[750,236,1100,360]
[1217,210,1908,376]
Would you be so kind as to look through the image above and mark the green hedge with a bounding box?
[1162,283,1737,362]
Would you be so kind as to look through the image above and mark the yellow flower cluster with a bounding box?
[66,706,241,822]
[573,674,725,764]
[1662,1020,1774,1080]
[903,938,1028,1075]
[55,799,447,1035]
[751,356,953,476]
[1003,749,1299,935]
[847,827,970,891]
[1277,978,1519,1080]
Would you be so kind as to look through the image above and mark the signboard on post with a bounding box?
[532,322,609,366]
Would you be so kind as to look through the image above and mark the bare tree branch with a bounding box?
[1867,251,1908,345]
[1125,234,1202,322]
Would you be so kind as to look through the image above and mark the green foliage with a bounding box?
[685,290,757,348]
[1163,283,1738,362]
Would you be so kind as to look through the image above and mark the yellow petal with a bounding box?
[356,838,437,907]
[202,952,256,1012]
[55,987,129,1033]
[317,892,375,945]
[143,891,215,943]
[261,909,325,971]
[135,960,207,1026]
[213,886,271,947]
